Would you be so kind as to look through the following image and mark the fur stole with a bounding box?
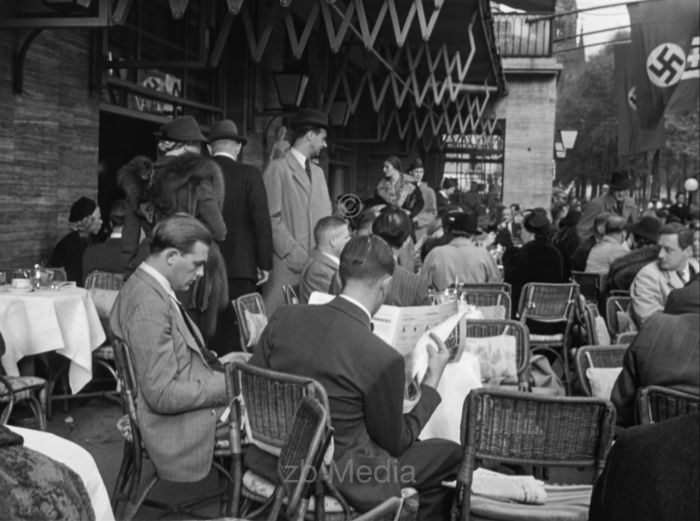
[117,153,225,223]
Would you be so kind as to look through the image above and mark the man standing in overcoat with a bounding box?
[261,108,332,315]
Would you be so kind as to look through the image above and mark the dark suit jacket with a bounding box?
[214,154,273,281]
[82,236,126,282]
[664,276,700,315]
[589,413,699,521]
[50,232,91,285]
[503,238,565,316]
[611,312,700,427]
[385,265,430,307]
[250,297,441,511]
[298,249,338,303]
[109,267,227,481]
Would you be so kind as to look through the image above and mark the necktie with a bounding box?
[175,300,224,372]
[305,158,312,180]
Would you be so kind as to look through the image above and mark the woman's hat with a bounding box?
[289,108,328,131]
[523,211,551,235]
[609,171,633,191]
[449,212,483,235]
[629,216,662,242]
[208,119,247,145]
[69,197,97,223]
[154,115,208,143]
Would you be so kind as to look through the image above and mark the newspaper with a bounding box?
[308,291,463,379]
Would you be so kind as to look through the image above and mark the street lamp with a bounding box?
[272,72,309,109]
[560,129,578,151]
[329,101,350,126]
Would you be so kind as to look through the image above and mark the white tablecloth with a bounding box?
[0,286,106,393]
[7,425,114,521]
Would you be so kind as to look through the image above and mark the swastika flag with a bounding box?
[615,44,666,157]
[628,0,699,129]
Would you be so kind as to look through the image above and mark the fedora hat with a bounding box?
[289,108,328,131]
[154,115,208,143]
[609,171,632,191]
[629,215,662,242]
[449,212,482,235]
[208,119,247,145]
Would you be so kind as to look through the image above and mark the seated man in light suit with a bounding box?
[298,216,351,303]
[109,215,228,483]
[250,235,461,520]
[630,223,699,325]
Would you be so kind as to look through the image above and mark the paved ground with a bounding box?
[26,395,593,520]
[44,398,225,520]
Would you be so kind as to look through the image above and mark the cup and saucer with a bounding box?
[6,279,33,293]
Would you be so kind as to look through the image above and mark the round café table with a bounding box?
[0,285,106,393]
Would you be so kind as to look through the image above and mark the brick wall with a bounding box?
[0,27,99,267]
[495,57,561,211]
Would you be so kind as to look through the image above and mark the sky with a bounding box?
[576,0,631,58]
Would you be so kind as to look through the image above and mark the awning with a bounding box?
[496,0,557,12]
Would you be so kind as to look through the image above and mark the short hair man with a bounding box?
[209,119,273,353]
[421,212,502,291]
[262,108,332,315]
[572,212,611,271]
[82,199,127,280]
[109,215,228,483]
[585,215,629,273]
[372,207,431,306]
[436,177,458,217]
[630,223,699,325]
[668,192,692,224]
[250,235,460,520]
[298,216,350,303]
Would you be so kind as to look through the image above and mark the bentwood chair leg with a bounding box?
[122,474,159,521]
[27,396,46,431]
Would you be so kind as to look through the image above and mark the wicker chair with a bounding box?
[465,319,530,390]
[47,270,123,418]
[615,331,637,345]
[579,301,613,346]
[233,293,268,352]
[574,345,627,397]
[517,283,579,394]
[571,271,605,306]
[460,282,511,297]
[282,284,300,305]
[452,388,616,521]
[636,385,700,425]
[0,331,47,430]
[111,338,234,520]
[461,290,511,320]
[605,296,634,342]
[226,361,418,520]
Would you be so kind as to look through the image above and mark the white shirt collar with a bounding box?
[109,230,122,239]
[139,262,178,302]
[213,151,238,162]
[339,294,373,323]
[290,147,308,170]
[322,252,340,266]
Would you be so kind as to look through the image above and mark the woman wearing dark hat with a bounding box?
[117,115,228,342]
[50,196,103,285]
[503,210,566,316]
[604,215,662,295]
